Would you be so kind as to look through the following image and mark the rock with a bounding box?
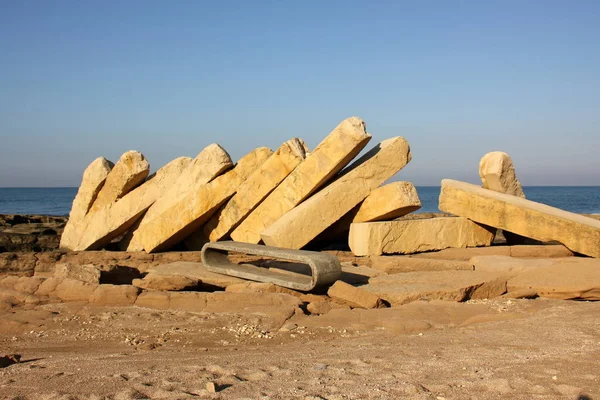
[262,137,411,249]
[0,354,21,368]
[146,262,244,288]
[34,277,62,297]
[188,138,309,247]
[126,144,232,251]
[307,299,350,315]
[231,117,371,244]
[361,270,507,306]
[479,151,527,245]
[0,252,37,276]
[54,279,98,302]
[206,382,217,393]
[168,292,208,312]
[411,244,572,260]
[225,282,303,298]
[89,150,150,213]
[137,147,273,252]
[340,264,386,285]
[438,179,600,258]
[0,276,19,288]
[354,181,421,222]
[327,281,385,309]
[60,157,113,249]
[349,217,495,256]
[507,257,600,300]
[132,274,200,291]
[369,256,473,273]
[12,277,44,294]
[134,291,171,309]
[54,263,101,284]
[479,152,525,198]
[471,255,559,274]
[72,157,192,251]
[88,284,140,306]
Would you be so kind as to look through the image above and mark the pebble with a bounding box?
[206,381,217,393]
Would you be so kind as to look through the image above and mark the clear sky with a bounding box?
[1,0,599,187]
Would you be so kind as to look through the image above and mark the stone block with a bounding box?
[327,280,384,309]
[353,181,421,222]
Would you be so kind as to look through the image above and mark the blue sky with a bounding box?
[1,0,599,187]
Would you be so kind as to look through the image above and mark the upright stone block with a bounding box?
[72,157,192,251]
[353,181,421,222]
[60,157,113,250]
[137,147,273,253]
[189,138,308,247]
[89,151,149,213]
[261,137,411,249]
[125,144,233,251]
[479,151,525,197]
[438,179,600,258]
[349,217,495,256]
[230,117,371,244]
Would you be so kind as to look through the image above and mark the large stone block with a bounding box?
[137,148,273,252]
[438,179,600,258]
[186,138,308,249]
[479,151,525,198]
[349,217,495,256]
[89,150,150,213]
[125,144,232,251]
[261,137,411,249]
[230,117,371,244]
[354,181,421,222]
[60,157,113,250]
[70,157,192,251]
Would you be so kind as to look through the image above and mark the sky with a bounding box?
[1,0,599,187]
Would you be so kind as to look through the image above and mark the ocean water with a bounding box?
[0,186,599,216]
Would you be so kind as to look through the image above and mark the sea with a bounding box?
[0,186,599,216]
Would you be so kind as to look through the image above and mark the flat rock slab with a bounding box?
[146,261,244,288]
[369,256,473,273]
[361,270,508,306]
[411,244,573,261]
[261,136,412,249]
[201,241,342,291]
[507,257,600,300]
[439,179,600,258]
[349,217,495,256]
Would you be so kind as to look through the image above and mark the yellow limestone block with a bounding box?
[353,181,421,222]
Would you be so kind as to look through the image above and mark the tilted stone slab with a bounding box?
[438,179,600,258]
[186,138,308,249]
[89,150,150,213]
[348,217,495,256]
[201,241,342,291]
[60,157,113,250]
[137,148,272,253]
[354,181,421,222]
[230,117,371,244]
[125,144,233,251]
[261,137,412,249]
[72,157,192,251]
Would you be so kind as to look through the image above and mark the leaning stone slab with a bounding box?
[201,241,342,291]
[71,157,192,251]
[507,257,600,300]
[354,181,421,222]
[125,144,232,251]
[349,217,495,256]
[138,147,272,252]
[362,270,508,306]
[261,137,412,249]
[230,117,371,244]
[60,157,113,250]
[187,138,308,248]
[89,150,150,213]
[438,179,600,258]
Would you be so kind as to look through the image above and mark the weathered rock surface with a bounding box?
[262,137,411,249]
[89,151,149,213]
[132,274,200,291]
[349,217,495,256]
[506,257,600,300]
[188,139,308,248]
[54,279,98,302]
[88,284,140,306]
[411,244,573,260]
[125,144,232,251]
[145,262,244,288]
[54,263,101,284]
[369,256,473,273]
[60,158,113,250]
[438,179,600,258]
[327,280,384,309]
[231,117,371,244]
[353,181,421,222]
[71,157,192,251]
[138,147,272,252]
[479,152,525,197]
[361,270,507,306]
